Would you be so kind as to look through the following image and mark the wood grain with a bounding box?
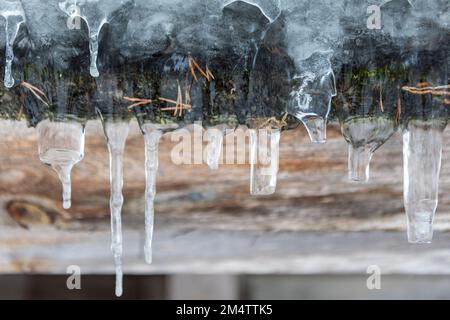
[1,119,450,273]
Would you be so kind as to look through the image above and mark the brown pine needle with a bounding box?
[402,84,450,96]
[188,57,198,82]
[124,96,153,110]
[206,67,215,81]
[157,81,191,117]
[396,95,402,125]
[379,83,384,113]
[157,97,191,108]
[176,80,184,116]
[21,81,49,107]
[185,83,191,106]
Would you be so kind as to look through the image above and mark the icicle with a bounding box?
[87,21,106,77]
[249,128,280,195]
[141,124,163,264]
[58,1,107,77]
[0,0,25,88]
[403,120,445,244]
[205,126,226,170]
[287,53,337,144]
[342,117,396,182]
[37,120,85,209]
[103,121,129,297]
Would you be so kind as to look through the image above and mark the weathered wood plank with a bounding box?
[0,119,450,273]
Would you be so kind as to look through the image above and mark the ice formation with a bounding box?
[141,124,163,265]
[103,121,129,297]
[205,126,228,170]
[403,120,446,243]
[37,120,85,209]
[0,0,25,88]
[249,128,280,195]
[0,0,448,297]
[287,53,337,143]
[342,117,396,182]
[58,0,130,77]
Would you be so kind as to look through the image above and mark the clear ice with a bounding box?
[283,0,343,144]
[59,0,108,77]
[403,120,446,244]
[0,0,25,88]
[205,126,227,170]
[221,0,281,23]
[249,128,280,195]
[141,124,163,265]
[287,53,337,144]
[342,117,396,182]
[103,121,130,297]
[37,120,85,209]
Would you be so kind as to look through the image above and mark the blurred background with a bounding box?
[3,274,450,299]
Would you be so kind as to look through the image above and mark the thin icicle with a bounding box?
[103,121,129,297]
[58,1,107,77]
[87,21,106,77]
[205,126,225,170]
[403,120,445,244]
[37,120,85,209]
[53,164,73,209]
[249,128,280,195]
[0,0,25,88]
[141,124,163,264]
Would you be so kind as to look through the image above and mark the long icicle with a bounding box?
[142,125,163,264]
[104,121,130,297]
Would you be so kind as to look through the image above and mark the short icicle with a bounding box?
[403,120,445,244]
[37,120,85,210]
[249,127,280,195]
[0,0,26,88]
[103,121,130,297]
[205,126,226,170]
[142,124,163,264]
[53,164,73,210]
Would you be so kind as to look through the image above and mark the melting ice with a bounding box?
[103,121,129,297]
[141,124,163,264]
[403,120,446,244]
[342,117,396,182]
[58,0,109,77]
[0,0,25,88]
[37,120,85,209]
[249,128,280,195]
[205,125,228,170]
